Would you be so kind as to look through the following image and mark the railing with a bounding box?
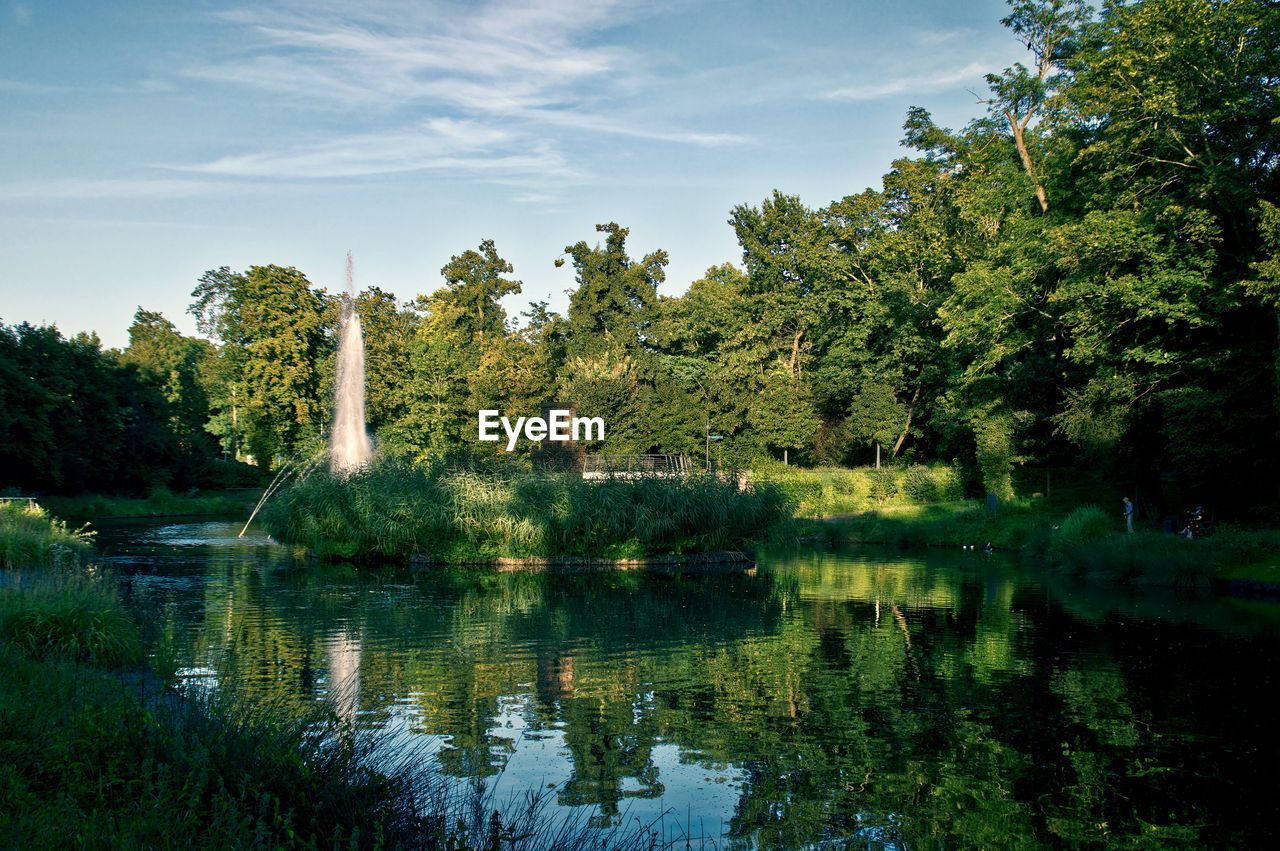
[581,455,693,479]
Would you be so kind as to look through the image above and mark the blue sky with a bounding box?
[0,0,1024,348]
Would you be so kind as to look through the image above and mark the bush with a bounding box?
[0,501,92,569]
[902,466,939,503]
[753,463,965,517]
[0,574,140,667]
[261,459,792,561]
[868,467,899,503]
[1050,505,1116,565]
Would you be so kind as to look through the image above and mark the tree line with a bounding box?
[2,0,1277,509]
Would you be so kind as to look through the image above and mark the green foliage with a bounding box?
[0,323,181,494]
[562,223,666,359]
[971,406,1017,500]
[1049,506,1115,564]
[0,501,92,569]
[43,488,251,520]
[6,0,1280,516]
[189,264,330,466]
[867,467,899,503]
[262,459,790,561]
[902,465,940,503]
[0,574,140,667]
[755,463,962,518]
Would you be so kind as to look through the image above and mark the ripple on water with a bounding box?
[98,519,1280,848]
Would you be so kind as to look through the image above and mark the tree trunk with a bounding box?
[892,382,922,456]
[788,329,804,377]
[1008,112,1049,214]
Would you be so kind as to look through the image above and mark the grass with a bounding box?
[807,499,1049,550]
[753,461,965,518]
[0,499,93,569]
[262,458,792,562]
[44,486,253,519]
[812,500,1280,589]
[0,571,141,666]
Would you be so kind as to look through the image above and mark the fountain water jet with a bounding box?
[330,252,374,473]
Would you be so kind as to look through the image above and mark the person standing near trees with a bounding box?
[1122,497,1135,533]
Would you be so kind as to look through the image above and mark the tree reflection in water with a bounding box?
[108,520,1280,848]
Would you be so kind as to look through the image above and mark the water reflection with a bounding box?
[99,520,1280,848]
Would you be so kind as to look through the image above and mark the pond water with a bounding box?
[95,519,1280,848]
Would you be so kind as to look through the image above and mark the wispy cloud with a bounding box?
[174,118,576,180]
[0,77,64,94]
[0,177,249,201]
[173,0,741,186]
[821,61,988,101]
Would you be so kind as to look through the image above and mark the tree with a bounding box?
[121,308,218,484]
[353,287,416,432]
[749,368,820,464]
[730,192,842,378]
[983,0,1089,213]
[562,223,667,359]
[846,382,906,466]
[189,265,330,466]
[438,239,522,343]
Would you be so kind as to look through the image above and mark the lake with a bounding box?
[95,519,1280,848]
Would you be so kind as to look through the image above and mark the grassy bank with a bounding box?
[43,487,253,519]
[813,500,1280,588]
[263,460,791,562]
[753,461,964,517]
[0,567,439,847]
[0,500,93,569]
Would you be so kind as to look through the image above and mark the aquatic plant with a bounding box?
[0,571,140,667]
[1049,505,1116,565]
[261,458,790,561]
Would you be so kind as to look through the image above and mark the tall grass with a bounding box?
[0,571,141,666]
[755,462,964,518]
[1047,505,1114,563]
[262,459,790,561]
[0,499,92,569]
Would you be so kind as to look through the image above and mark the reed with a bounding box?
[754,462,965,518]
[0,499,92,569]
[261,458,790,561]
[0,570,141,667]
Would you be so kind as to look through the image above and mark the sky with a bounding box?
[0,0,1025,348]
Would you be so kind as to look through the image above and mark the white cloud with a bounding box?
[171,0,740,188]
[822,61,988,101]
[171,117,577,180]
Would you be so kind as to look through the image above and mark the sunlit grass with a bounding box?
[0,500,93,569]
[262,458,791,561]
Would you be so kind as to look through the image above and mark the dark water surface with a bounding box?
[95,520,1280,848]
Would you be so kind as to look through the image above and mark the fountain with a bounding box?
[330,252,374,473]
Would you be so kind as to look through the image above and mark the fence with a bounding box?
[581,455,693,480]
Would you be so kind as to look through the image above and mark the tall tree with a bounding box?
[561,223,666,359]
[190,265,330,466]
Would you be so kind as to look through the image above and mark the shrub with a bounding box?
[868,467,899,503]
[1050,505,1116,565]
[902,466,939,503]
[0,574,140,667]
[0,501,92,569]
